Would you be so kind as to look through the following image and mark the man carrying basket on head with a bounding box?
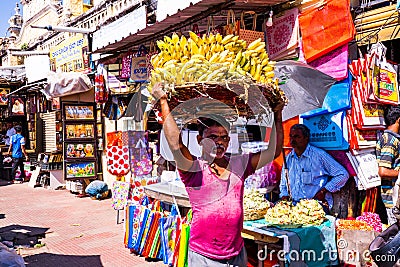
[152,82,284,267]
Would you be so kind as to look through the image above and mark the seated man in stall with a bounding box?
[279,124,350,213]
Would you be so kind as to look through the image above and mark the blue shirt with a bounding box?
[279,144,349,207]
[11,134,25,158]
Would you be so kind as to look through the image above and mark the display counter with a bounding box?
[143,182,190,208]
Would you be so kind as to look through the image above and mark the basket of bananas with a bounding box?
[148,32,287,119]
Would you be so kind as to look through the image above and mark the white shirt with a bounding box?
[5,127,16,146]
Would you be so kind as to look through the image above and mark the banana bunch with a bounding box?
[148,32,277,90]
[230,38,276,84]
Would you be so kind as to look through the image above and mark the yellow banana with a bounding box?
[218,50,230,62]
[208,33,215,44]
[209,52,220,63]
[260,52,268,61]
[180,35,187,50]
[172,33,179,44]
[181,56,189,63]
[224,42,235,51]
[189,31,200,44]
[247,38,262,50]
[263,65,274,72]
[156,40,166,51]
[253,42,266,53]
[206,51,212,61]
[232,51,242,67]
[215,33,223,43]
[242,61,251,72]
[221,34,234,45]
[236,65,247,76]
[261,58,269,67]
[250,58,256,76]
[190,40,200,55]
[164,36,173,44]
[239,55,247,67]
[265,71,275,79]
[191,54,206,61]
[199,46,205,56]
[253,64,262,81]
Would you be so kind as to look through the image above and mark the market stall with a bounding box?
[90,0,400,266]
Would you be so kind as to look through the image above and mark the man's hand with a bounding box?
[314,188,327,202]
[151,82,167,101]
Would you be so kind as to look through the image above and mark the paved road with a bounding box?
[0,179,165,267]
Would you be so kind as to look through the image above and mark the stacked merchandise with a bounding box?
[264,199,326,226]
[125,197,192,266]
[243,189,272,221]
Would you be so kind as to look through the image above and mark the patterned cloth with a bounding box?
[376,130,400,208]
[111,181,130,210]
[280,144,349,207]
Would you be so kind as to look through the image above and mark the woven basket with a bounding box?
[153,81,287,122]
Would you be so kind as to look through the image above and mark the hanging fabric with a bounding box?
[121,52,134,79]
[159,205,181,265]
[265,8,299,61]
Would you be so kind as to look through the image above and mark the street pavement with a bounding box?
[0,179,166,267]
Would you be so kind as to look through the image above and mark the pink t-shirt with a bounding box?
[178,154,254,260]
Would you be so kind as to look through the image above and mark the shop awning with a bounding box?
[355,5,400,46]
[0,65,26,85]
[92,0,291,54]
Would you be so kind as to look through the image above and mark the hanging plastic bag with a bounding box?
[140,200,164,259]
[298,0,355,62]
[111,180,130,210]
[370,43,399,105]
[106,131,130,176]
[159,205,181,265]
[95,64,109,103]
[130,45,148,82]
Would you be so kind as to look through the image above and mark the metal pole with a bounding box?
[282,148,292,200]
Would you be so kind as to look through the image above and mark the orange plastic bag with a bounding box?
[299,0,355,62]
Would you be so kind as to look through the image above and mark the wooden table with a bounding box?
[144,182,191,208]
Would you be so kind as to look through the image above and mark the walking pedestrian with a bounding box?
[7,125,28,182]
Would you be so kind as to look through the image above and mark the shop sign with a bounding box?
[156,0,202,22]
[49,33,90,73]
[130,57,147,82]
[92,5,146,52]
